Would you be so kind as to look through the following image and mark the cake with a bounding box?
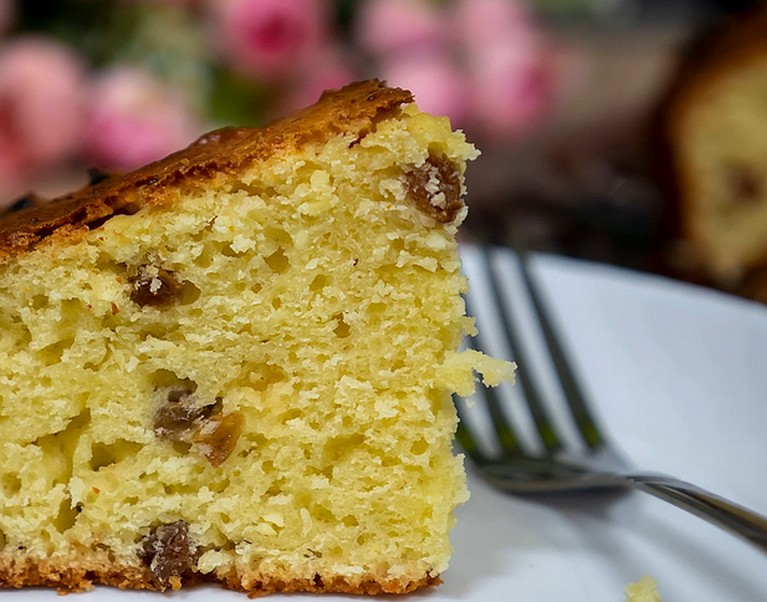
[659,8,767,300]
[624,576,662,602]
[0,80,511,595]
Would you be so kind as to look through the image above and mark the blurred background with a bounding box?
[1,0,766,301]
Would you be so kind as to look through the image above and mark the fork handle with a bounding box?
[626,474,767,551]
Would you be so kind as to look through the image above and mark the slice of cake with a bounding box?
[0,80,511,595]
[659,8,767,299]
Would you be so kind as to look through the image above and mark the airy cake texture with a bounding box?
[0,80,511,595]
[661,9,767,298]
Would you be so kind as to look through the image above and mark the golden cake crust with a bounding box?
[0,78,477,596]
[0,557,152,593]
[0,556,440,596]
[0,80,413,263]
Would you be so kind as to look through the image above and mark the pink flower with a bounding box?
[0,37,86,179]
[452,0,533,52]
[279,47,355,116]
[84,66,203,169]
[468,48,552,136]
[452,0,555,136]
[355,0,447,59]
[381,51,469,126]
[211,0,330,80]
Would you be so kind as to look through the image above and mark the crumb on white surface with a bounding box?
[624,576,661,602]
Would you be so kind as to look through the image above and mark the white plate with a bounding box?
[8,248,767,601]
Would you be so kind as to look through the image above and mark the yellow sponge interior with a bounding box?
[0,105,509,591]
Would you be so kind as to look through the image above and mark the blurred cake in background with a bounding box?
[659,6,767,301]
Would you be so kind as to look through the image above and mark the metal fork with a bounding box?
[455,244,767,552]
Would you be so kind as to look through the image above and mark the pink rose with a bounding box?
[211,0,330,80]
[468,48,552,136]
[355,0,447,59]
[452,0,533,52]
[0,37,86,178]
[279,47,355,116]
[452,0,555,136]
[84,66,203,169]
[381,51,469,126]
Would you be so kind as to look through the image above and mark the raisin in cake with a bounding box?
[660,8,767,299]
[0,80,512,595]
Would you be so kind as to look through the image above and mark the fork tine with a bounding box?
[511,237,607,450]
[454,376,521,459]
[478,247,563,454]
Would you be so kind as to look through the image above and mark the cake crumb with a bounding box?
[624,576,661,602]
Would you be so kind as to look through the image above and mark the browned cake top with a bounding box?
[664,6,767,123]
[0,80,413,262]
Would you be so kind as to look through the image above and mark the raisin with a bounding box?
[403,152,463,223]
[727,164,761,204]
[153,383,240,466]
[153,388,206,440]
[193,412,244,467]
[129,265,183,308]
[140,520,197,590]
